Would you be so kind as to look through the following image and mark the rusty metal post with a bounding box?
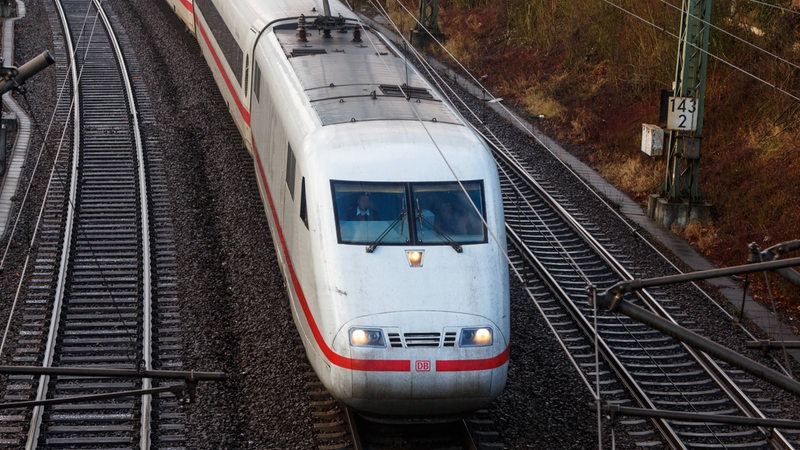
[412,0,444,46]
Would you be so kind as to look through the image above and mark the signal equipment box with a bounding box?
[641,124,664,157]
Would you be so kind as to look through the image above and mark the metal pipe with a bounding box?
[600,256,800,305]
[0,365,226,380]
[0,386,181,410]
[751,241,800,287]
[746,341,800,350]
[0,50,54,95]
[776,267,800,287]
[593,296,800,397]
[606,404,800,429]
[762,240,800,256]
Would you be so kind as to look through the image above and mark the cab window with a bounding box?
[331,180,486,247]
[412,181,486,244]
[332,181,410,245]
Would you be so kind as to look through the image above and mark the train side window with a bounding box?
[285,144,296,200]
[300,178,308,228]
[194,0,242,83]
[244,54,250,94]
[253,61,261,102]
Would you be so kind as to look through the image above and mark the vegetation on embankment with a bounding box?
[381,1,800,315]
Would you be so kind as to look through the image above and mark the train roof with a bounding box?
[232,0,354,27]
[269,21,461,127]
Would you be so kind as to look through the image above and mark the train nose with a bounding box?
[327,312,508,417]
[347,351,506,417]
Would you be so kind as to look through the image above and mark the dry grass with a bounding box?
[678,221,720,256]
[518,87,565,119]
[385,2,418,37]
[449,0,489,7]
[598,156,663,199]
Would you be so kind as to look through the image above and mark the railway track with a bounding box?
[304,358,500,450]
[2,4,792,447]
[479,128,800,448]
[0,0,186,447]
[311,403,486,450]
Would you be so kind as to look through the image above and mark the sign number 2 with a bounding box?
[667,97,698,131]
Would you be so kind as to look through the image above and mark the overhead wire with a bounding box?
[0,3,95,358]
[658,0,800,75]
[0,35,75,269]
[385,0,601,289]
[747,0,800,15]
[368,0,672,247]
[365,2,797,441]
[604,0,799,374]
[373,0,724,310]
[344,0,529,286]
[364,0,615,397]
[604,0,799,369]
[357,0,799,388]
[0,89,78,358]
[370,6,625,440]
[350,1,601,396]
[600,0,800,102]
[1,1,141,361]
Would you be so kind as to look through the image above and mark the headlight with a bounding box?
[349,328,386,347]
[406,250,424,267]
[459,327,493,347]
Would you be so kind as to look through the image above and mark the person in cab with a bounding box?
[346,193,380,221]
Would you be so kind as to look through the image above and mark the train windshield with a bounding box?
[331,180,486,246]
[332,182,411,245]
[411,181,486,245]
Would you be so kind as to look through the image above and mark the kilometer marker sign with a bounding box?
[667,96,698,132]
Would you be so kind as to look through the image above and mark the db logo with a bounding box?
[415,360,431,372]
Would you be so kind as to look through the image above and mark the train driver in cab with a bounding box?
[346,193,380,221]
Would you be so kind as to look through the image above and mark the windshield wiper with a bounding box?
[416,210,463,253]
[366,209,406,253]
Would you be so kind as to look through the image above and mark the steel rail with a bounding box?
[344,409,480,449]
[344,407,363,450]
[25,0,81,446]
[90,1,154,447]
[458,418,478,450]
[504,239,598,396]
[359,10,795,447]
[482,127,796,448]
[361,2,794,385]
[548,173,796,447]
[565,185,797,447]
[23,0,154,447]
[504,226,686,448]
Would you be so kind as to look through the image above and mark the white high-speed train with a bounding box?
[164,0,510,418]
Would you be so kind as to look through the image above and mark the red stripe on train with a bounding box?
[436,346,509,372]
[179,0,193,14]
[251,146,410,371]
[250,144,507,372]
